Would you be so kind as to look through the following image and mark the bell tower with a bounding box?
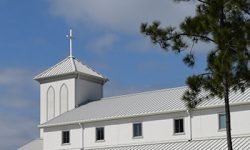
[34,29,108,125]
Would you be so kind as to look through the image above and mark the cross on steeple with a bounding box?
[66,29,73,57]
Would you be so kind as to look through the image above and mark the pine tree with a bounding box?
[141,0,250,149]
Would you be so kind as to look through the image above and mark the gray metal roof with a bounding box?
[18,139,43,150]
[34,56,107,81]
[40,86,250,127]
[85,136,250,150]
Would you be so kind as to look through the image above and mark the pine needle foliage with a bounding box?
[141,0,250,149]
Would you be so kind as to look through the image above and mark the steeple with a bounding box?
[34,29,108,124]
[34,29,108,84]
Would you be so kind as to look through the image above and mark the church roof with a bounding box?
[18,139,43,150]
[40,86,250,127]
[85,135,250,150]
[34,56,108,82]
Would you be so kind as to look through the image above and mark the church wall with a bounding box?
[192,104,250,139]
[42,124,82,150]
[39,104,250,149]
[40,78,75,125]
[81,104,250,149]
[83,112,190,148]
[75,78,103,106]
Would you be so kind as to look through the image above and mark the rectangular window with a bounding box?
[62,131,70,144]
[133,123,142,137]
[219,113,226,130]
[96,127,104,141]
[174,118,184,134]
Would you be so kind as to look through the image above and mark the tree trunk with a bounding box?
[220,2,233,148]
[224,80,233,150]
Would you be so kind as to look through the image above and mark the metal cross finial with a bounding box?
[66,29,73,57]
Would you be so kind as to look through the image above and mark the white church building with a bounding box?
[19,30,250,150]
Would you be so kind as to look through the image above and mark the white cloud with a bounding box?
[136,61,169,72]
[192,41,215,54]
[0,69,32,86]
[125,36,156,52]
[49,0,196,33]
[104,81,159,97]
[0,68,39,150]
[0,113,38,150]
[87,33,118,53]
[0,68,38,109]
[49,0,200,54]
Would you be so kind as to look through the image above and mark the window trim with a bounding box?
[218,113,226,131]
[61,130,70,145]
[95,126,105,142]
[173,118,185,135]
[132,122,143,139]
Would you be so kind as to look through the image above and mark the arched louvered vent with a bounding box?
[60,84,68,114]
[47,86,55,121]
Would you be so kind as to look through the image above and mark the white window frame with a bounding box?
[61,130,70,145]
[95,126,105,142]
[132,122,143,139]
[218,113,226,131]
[173,118,185,135]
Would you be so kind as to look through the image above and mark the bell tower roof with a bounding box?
[34,29,108,84]
[34,56,108,84]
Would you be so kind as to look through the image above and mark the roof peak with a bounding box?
[34,56,108,83]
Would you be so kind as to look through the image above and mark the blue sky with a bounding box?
[0,0,211,149]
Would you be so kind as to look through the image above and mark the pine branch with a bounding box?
[197,0,209,5]
[175,33,216,43]
[175,0,209,4]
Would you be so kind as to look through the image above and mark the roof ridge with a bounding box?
[70,56,77,72]
[74,57,107,79]
[34,57,70,79]
[102,86,188,100]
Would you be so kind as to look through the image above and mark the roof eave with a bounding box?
[34,72,109,84]
[38,109,187,128]
[77,72,109,84]
[38,101,250,128]
[33,73,78,83]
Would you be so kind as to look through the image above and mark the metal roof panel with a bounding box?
[41,87,250,127]
[34,56,106,80]
[85,136,250,150]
